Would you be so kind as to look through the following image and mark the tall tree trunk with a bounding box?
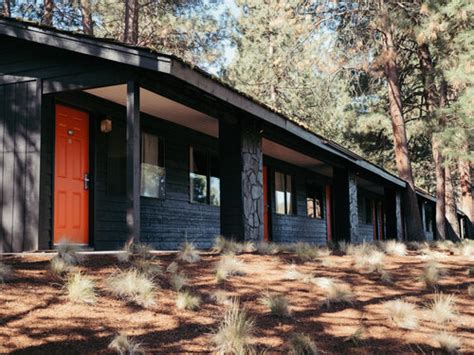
[417,43,446,240]
[123,0,139,45]
[382,30,425,241]
[80,0,94,36]
[2,0,10,17]
[42,0,54,26]
[445,162,461,240]
[458,143,472,237]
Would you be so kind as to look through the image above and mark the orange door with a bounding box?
[263,165,269,241]
[54,105,90,244]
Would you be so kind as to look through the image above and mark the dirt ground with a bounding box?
[0,249,473,354]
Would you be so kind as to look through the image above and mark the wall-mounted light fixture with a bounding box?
[100,118,112,133]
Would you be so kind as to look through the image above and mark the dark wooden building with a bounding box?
[0,18,469,252]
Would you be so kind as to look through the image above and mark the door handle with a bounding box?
[84,173,90,190]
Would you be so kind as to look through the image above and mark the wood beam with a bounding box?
[126,80,140,245]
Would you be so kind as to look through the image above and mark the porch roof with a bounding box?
[0,16,407,189]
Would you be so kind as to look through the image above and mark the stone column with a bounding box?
[333,168,359,243]
[219,117,263,242]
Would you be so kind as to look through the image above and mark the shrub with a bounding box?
[176,290,201,311]
[469,285,474,298]
[212,298,254,355]
[108,333,144,355]
[287,333,318,355]
[433,332,461,353]
[108,269,156,308]
[419,261,442,288]
[57,239,82,265]
[380,240,407,256]
[169,271,188,292]
[259,293,291,317]
[383,299,418,330]
[256,241,279,255]
[65,272,96,304]
[312,277,353,306]
[427,293,457,324]
[215,254,246,283]
[50,256,70,277]
[0,262,12,283]
[177,240,201,263]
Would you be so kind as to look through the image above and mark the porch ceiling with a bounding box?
[262,139,332,177]
[357,176,384,195]
[85,84,219,137]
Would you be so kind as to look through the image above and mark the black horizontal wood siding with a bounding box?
[0,80,41,252]
[265,157,329,245]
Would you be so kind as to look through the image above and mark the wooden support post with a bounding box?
[126,80,140,245]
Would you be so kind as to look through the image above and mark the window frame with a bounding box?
[306,183,324,219]
[189,146,220,206]
[274,170,295,215]
[140,130,165,199]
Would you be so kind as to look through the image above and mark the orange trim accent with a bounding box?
[263,165,269,241]
[325,185,333,241]
[54,105,89,244]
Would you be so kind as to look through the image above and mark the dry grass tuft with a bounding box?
[283,264,304,281]
[133,259,163,279]
[384,299,418,329]
[0,262,13,283]
[50,256,70,277]
[313,277,354,306]
[433,332,461,353]
[346,242,378,257]
[259,292,291,317]
[212,290,232,306]
[65,272,96,304]
[427,293,457,324]
[169,271,188,292]
[132,243,153,260]
[468,266,474,277]
[380,240,407,256]
[212,236,255,255]
[56,239,82,265]
[177,240,201,263]
[435,240,455,252]
[344,324,366,345]
[166,261,179,274]
[215,254,246,283]
[419,261,443,288]
[108,333,144,355]
[287,332,318,355]
[354,250,385,273]
[176,290,201,311]
[212,298,254,355]
[469,285,474,298]
[256,241,279,255]
[108,269,156,308]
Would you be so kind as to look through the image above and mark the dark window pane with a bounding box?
[286,174,293,214]
[365,198,373,224]
[307,198,315,218]
[191,147,207,176]
[307,183,323,219]
[190,147,208,203]
[275,172,286,214]
[210,153,220,178]
[315,199,322,219]
[140,132,165,198]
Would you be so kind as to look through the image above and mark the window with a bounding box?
[425,204,433,232]
[190,147,220,206]
[140,132,165,198]
[307,183,323,219]
[358,194,373,224]
[275,171,293,215]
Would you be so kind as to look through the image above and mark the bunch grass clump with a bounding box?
[256,241,280,255]
[380,240,407,256]
[108,269,156,308]
[212,298,254,355]
[287,332,318,355]
[469,285,474,297]
[0,262,13,283]
[259,292,291,317]
[166,261,178,274]
[108,333,144,355]
[212,236,255,255]
[383,299,418,330]
[132,243,153,260]
[354,250,385,274]
[283,264,304,281]
[313,277,353,306]
[133,259,163,279]
[427,293,457,324]
[346,242,378,257]
[56,239,82,265]
[50,256,70,277]
[65,272,96,304]
[344,325,366,345]
[176,290,201,311]
[169,271,188,292]
[468,266,474,277]
[419,261,442,288]
[177,240,201,263]
[215,254,246,283]
[433,332,461,353]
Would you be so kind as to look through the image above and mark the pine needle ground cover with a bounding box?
[0,248,472,353]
